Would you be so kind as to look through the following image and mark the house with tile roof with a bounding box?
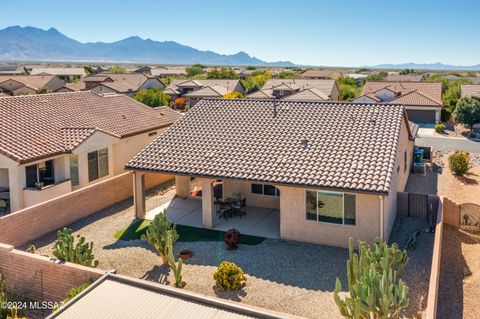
[0,75,65,95]
[353,81,443,124]
[164,79,245,107]
[301,69,343,80]
[247,79,340,101]
[56,73,165,97]
[0,91,181,213]
[28,67,86,82]
[461,84,480,98]
[385,74,427,82]
[126,98,415,247]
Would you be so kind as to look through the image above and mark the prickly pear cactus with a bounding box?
[52,228,99,268]
[141,210,178,265]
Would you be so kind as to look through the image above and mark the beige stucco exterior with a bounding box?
[133,116,413,248]
[0,128,168,212]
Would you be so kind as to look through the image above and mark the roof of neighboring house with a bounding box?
[387,90,442,106]
[127,98,412,194]
[461,84,480,98]
[360,81,443,106]
[150,66,188,77]
[301,69,342,79]
[246,89,274,99]
[0,91,181,164]
[262,79,336,98]
[62,81,86,91]
[0,75,62,91]
[95,73,161,92]
[385,74,426,82]
[47,273,293,319]
[184,85,229,98]
[282,88,329,101]
[29,67,86,77]
[59,74,163,93]
[168,79,242,92]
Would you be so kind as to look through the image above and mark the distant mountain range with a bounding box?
[369,62,480,71]
[0,26,294,66]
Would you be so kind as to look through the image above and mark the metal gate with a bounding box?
[460,203,480,228]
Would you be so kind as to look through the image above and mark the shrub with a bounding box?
[448,151,471,176]
[468,131,477,138]
[52,228,99,268]
[214,261,246,291]
[172,97,187,110]
[141,210,178,264]
[133,88,170,107]
[334,238,409,319]
[434,123,446,134]
[52,282,90,312]
[223,91,243,99]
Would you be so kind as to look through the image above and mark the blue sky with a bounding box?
[1,0,479,67]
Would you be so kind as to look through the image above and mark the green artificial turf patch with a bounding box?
[114,219,265,245]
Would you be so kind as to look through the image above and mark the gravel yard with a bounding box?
[25,182,433,319]
[437,225,480,319]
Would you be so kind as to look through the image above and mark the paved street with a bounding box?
[415,135,480,153]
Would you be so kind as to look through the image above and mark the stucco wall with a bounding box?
[222,180,280,209]
[112,128,166,175]
[278,185,382,248]
[384,118,414,239]
[23,180,72,208]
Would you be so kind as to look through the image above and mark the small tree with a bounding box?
[141,210,178,264]
[223,91,243,99]
[448,151,470,176]
[334,238,409,319]
[52,228,99,268]
[172,97,187,110]
[186,65,204,77]
[134,88,170,107]
[454,96,480,128]
[109,65,127,74]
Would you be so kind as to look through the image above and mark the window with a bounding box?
[251,184,280,196]
[88,148,109,182]
[70,155,79,186]
[305,190,356,225]
[148,131,157,137]
[25,160,54,188]
[404,150,407,172]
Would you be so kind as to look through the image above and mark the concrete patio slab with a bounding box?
[146,198,280,238]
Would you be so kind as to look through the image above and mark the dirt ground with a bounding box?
[437,225,480,319]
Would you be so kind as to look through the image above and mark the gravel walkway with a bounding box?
[25,182,432,319]
[438,225,480,319]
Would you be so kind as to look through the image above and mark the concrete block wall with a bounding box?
[443,197,460,228]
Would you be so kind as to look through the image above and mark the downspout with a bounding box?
[379,195,384,240]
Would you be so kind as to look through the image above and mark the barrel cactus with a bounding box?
[334,237,409,319]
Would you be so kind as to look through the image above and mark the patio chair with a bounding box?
[216,201,232,220]
[232,198,246,217]
[0,199,7,216]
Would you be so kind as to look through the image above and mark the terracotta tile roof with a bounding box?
[0,92,181,163]
[385,74,426,82]
[0,75,61,91]
[301,69,343,79]
[262,79,336,98]
[246,89,274,99]
[387,90,442,106]
[184,85,228,98]
[282,88,329,101]
[461,84,480,98]
[361,81,442,106]
[127,99,411,194]
[168,79,242,93]
[29,67,86,77]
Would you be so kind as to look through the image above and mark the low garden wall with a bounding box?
[0,172,172,247]
[0,243,104,302]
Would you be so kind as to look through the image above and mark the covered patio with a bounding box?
[133,173,281,239]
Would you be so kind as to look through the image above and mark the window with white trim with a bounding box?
[306,190,356,225]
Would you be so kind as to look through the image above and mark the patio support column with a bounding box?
[200,178,215,228]
[175,175,190,198]
[133,171,146,219]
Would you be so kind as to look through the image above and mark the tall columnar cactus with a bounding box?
[141,210,179,264]
[52,228,99,268]
[334,238,409,319]
[165,231,185,288]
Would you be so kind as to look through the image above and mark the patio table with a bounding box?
[0,192,9,200]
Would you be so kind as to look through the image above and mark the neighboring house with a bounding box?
[461,84,480,98]
[151,66,188,77]
[301,69,343,80]
[247,79,340,101]
[0,91,180,213]
[126,99,415,247]
[353,81,443,124]
[0,75,65,95]
[385,74,427,82]
[48,273,292,319]
[132,65,153,75]
[57,74,165,97]
[0,64,23,75]
[165,79,245,107]
[28,67,86,82]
